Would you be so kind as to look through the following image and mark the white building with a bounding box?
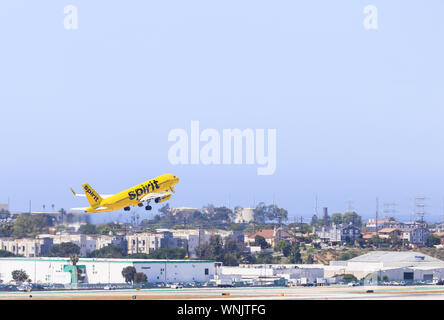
[314,224,361,243]
[96,235,126,251]
[38,234,97,257]
[0,237,53,257]
[402,227,430,245]
[327,251,444,281]
[167,229,209,258]
[0,257,217,285]
[221,264,323,285]
[126,233,161,255]
[234,208,255,224]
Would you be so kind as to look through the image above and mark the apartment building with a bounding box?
[126,233,161,255]
[0,237,53,257]
[38,234,97,257]
[314,223,361,243]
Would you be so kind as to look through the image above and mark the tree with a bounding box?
[222,253,239,266]
[122,266,137,283]
[12,269,28,283]
[305,254,314,264]
[69,254,80,283]
[0,250,16,257]
[370,235,382,247]
[342,212,362,227]
[388,233,402,248]
[275,240,292,257]
[128,253,150,259]
[428,234,441,247]
[48,242,80,257]
[255,253,273,264]
[265,205,288,224]
[0,224,13,237]
[12,214,49,238]
[88,245,125,258]
[148,248,187,259]
[289,245,302,264]
[196,235,225,261]
[70,254,79,266]
[158,203,170,215]
[78,224,98,235]
[134,272,148,283]
[254,235,270,249]
[196,235,248,266]
[253,203,267,224]
[331,213,343,225]
[284,223,312,241]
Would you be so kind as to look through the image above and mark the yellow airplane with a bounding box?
[70,174,179,213]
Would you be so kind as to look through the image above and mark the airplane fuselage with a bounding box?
[85,174,179,213]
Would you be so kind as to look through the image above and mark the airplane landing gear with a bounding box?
[138,203,144,207]
[124,207,131,211]
[145,205,152,211]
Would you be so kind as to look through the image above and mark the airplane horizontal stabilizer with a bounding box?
[70,188,86,197]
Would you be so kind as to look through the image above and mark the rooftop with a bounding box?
[0,257,215,264]
[348,251,443,264]
[247,229,275,239]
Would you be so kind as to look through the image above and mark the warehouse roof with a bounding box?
[348,251,443,264]
[0,257,215,264]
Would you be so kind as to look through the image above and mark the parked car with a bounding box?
[348,282,359,287]
[170,283,183,289]
[104,285,117,290]
[18,284,32,292]
[1,285,18,291]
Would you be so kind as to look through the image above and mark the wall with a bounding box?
[0,258,216,284]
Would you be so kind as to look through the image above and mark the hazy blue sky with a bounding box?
[1,1,444,223]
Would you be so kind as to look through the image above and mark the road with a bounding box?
[2,285,444,300]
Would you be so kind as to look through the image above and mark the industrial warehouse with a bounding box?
[218,251,444,286]
[1,251,444,287]
[0,257,216,285]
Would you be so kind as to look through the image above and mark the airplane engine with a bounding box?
[157,194,171,203]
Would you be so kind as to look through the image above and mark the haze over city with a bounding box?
[1,1,444,223]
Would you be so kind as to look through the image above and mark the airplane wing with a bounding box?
[94,206,109,211]
[71,206,109,212]
[139,191,171,202]
[70,188,114,199]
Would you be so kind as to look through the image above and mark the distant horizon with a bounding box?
[2,2,444,227]
[3,203,444,225]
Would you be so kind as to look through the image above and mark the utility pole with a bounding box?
[375,198,379,234]
[441,196,444,230]
[315,195,318,216]
[383,201,397,221]
[346,199,354,213]
[414,196,426,225]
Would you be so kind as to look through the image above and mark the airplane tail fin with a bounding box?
[82,183,103,207]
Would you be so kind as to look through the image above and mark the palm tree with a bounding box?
[70,254,79,266]
[70,254,80,284]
